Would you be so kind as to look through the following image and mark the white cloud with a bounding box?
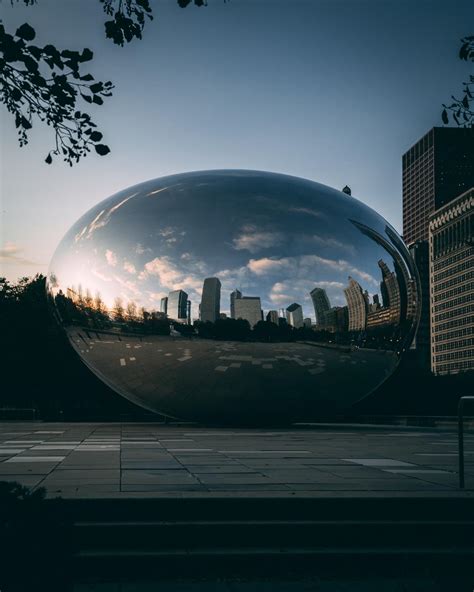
[0,242,45,267]
[123,260,136,274]
[147,291,167,302]
[311,235,356,255]
[139,256,182,287]
[113,275,140,297]
[288,207,322,218]
[91,269,112,282]
[247,254,377,286]
[105,249,117,267]
[232,225,284,253]
[247,257,289,275]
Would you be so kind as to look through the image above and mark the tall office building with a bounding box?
[160,296,168,315]
[286,303,304,329]
[310,287,331,327]
[234,296,262,328]
[200,277,221,323]
[230,289,242,319]
[167,289,188,322]
[402,127,474,245]
[402,127,474,368]
[344,277,367,331]
[429,188,473,375]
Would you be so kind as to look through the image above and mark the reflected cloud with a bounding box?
[123,260,136,274]
[91,269,112,282]
[232,225,284,253]
[105,249,118,267]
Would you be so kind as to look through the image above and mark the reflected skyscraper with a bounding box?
[378,259,401,324]
[344,277,367,331]
[168,289,188,322]
[186,300,192,325]
[160,296,168,315]
[230,289,242,319]
[266,310,279,325]
[310,287,331,327]
[200,277,221,323]
[234,296,262,328]
[286,303,303,328]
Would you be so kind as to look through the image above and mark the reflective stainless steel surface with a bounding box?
[47,170,419,424]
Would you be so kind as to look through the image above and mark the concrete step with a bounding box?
[74,519,474,551]
[64,497,474,577]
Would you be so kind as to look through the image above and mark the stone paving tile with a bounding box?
[121,461,184,469]
[122,470,201,485]
[121,484,207,492]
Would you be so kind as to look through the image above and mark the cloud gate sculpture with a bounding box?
[47,170,420,424]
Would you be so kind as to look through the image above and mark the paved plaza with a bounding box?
[1,422,474,498]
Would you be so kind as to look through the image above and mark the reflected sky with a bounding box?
[49,170,414,325]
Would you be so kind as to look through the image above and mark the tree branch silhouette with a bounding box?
[442,36,474,127]
[0,22,113,164]
[1,0,220,164]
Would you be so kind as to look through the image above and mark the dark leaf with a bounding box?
[21,116,32,130]
[45,153,53,164]
[80,48,93,62]
[441,109,449,125]
[15,23,36,41]
[89,82,103,93]
[89,131,103,142]
[95,144,110,156]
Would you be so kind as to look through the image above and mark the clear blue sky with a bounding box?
[1,0,473,281]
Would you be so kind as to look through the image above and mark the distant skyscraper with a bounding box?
[230,289,242,319]
[200,277,221,323]
[167,289,188,322]
[402,127,474,245]
[234,296,261,328]
[266,310,279,325]
[304,318,312,328]
[160,296,168,315]
[429,187,473,375]
[286,303,304,328]
[310,287,331,327]
[344,277,367,331]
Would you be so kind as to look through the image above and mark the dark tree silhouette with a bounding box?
[442,36,474,127]
[1,0,216,164]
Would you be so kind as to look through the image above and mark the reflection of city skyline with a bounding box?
[52,254,412,349]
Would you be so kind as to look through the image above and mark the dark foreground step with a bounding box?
[74,519,474,551]
[60,496,474,577]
